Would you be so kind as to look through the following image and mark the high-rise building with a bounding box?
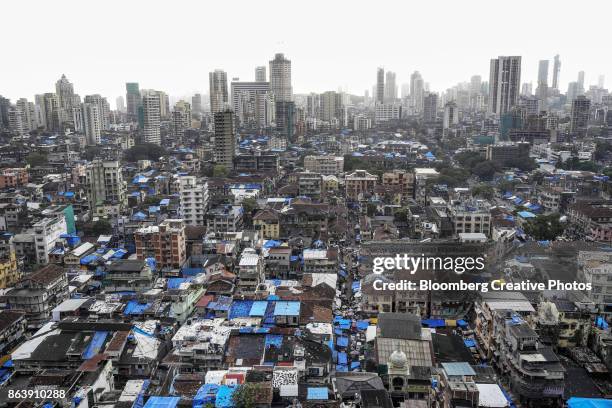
[570,95,590,136]
[521,83,533,96]
[578,71,584,94]
[55,74,75,111]
[536,60,549,110]
[178,176,209,226]
[269,53,292,102]
[230,81,271,127]
[125,83,141,122]
[410,71,424,113]
[84,160,127,217]
[82,102,102,145]
[172,100,192,145]
[552,55,561,90]
[15,98,33,132]
[255,66,267,82]
[116,96,125,112]
[319,91,344,124]
[142,91,161,145]
[0,96,10,129]
[214,108,235,169]
[443,101,459,129]
[8,106,26,136]
[384,71,397,102]
[470,75,482,95]
[306,93,320,118]
[376,68,385,104]
[567,82,581,104]
[191,93,202,115]
[423,93,438,122]
[209,70,229,114]
[488,56,521,116]
[84,94,110,130]
[275,101,295,141]
[43,93,59,131]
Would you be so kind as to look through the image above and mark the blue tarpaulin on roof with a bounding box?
[339,269,347,278]
[457,319,468,328]
[596,317,609,329]
[146,257,156,270]
[250,301,268,317]
[124,300,151,315]
[567,398,612,408]
[215,386,236,408]
[337,336,349,347]
[351,361,361,369]
[194,384,219,408]
[133,212,147,220]
[422,319,445,328]
[181,267,202,277]
[265,334,283,349]
[338,352,347,365]
[144,397,180,408]
[230,300,254,319]
[464,339,476,348]
[80,254,99,265]
[273,301,300,316]
[336,364,348,372]
[111,249,127,259]
[352,281,361,293]
[356,320,369,331]
[263,240,282,248]
[159,199,170,206]
[82,331,109,359]
[167,278,191,289]
[307,388,328,400]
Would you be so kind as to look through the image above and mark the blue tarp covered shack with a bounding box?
[215,385,236,408]
[307,387,329,400]
[567,398,612,408]
[143,397,180,408]
[82,331,109,359]
[193,384,219,408]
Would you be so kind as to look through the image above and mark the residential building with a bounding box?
[304,155,344,176]
[83,160,127,217]
[214,108,235,169]
[2,264,68,329]
[134,219,187,271]
[345,170,378,201]
[178,176,209,226]
[488,56,522,116]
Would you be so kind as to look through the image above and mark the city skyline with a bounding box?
[3,0,611,106]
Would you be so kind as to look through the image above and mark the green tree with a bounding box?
[472,184,494,200]
[213,165,229,178]
[472,161,500,180]
[124,143,167,161]
[523,213,565,241]
[241,197,258,214]
[232,383,263,408]
[26,152,48,167]
[91,219,113,236]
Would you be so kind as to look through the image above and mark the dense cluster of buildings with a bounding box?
[0,51,611,408]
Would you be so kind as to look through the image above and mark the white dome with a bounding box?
[389,350,407,368]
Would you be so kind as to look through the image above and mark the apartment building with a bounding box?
[134,219,187,272]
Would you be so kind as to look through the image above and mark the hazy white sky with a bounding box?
[2,0,611,108]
